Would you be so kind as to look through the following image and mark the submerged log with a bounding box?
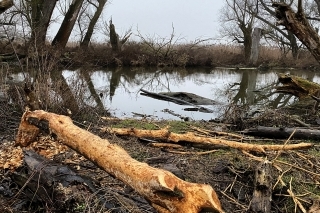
[103,127,313,153]
[140,89,217,113]
[15,110,223,213]
[242,126,320,140]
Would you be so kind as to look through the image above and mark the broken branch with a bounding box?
[103,127,314,153]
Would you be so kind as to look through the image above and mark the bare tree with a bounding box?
[52,0,85,48]
[108,18,131,52]
[220,0,257,64]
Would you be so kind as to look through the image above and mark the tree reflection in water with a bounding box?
[6,68,319,120]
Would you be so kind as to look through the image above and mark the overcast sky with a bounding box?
[48,0,226,44]
[102,0,225,43]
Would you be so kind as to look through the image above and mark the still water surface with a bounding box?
[10,67,320,120]
[61,67,319,120]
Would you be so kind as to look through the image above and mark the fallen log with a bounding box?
[242,126,320,140]
[102,127,313,153]
[15,110,223,213]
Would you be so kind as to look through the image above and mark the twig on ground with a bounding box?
[220,190,247,209]
[272,128,297,162]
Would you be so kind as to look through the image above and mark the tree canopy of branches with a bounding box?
[220,0,257,64]
[1,0,108,51]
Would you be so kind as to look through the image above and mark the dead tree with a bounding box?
[109,18,131,52]
[272,1,320,64]
[250,28,263,65]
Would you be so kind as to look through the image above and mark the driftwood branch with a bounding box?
[15,110,223,213]
[102,127,313,153]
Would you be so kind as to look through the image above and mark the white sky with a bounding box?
[103,0,225,43]
[48,0,226,44]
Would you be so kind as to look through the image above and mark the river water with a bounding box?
[8,67,320,120]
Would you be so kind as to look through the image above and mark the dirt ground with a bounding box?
[0,106,320,213]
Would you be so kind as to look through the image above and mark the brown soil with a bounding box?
[1,108,320,213]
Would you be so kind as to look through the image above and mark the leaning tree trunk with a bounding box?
[272,1,320,64]
[0,0,13,14]
[80,0,107,48]
[52,0,84,48]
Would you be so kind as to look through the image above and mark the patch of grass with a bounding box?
[111,119,159,130]
[167,120,190,133]
[308,148,320,157]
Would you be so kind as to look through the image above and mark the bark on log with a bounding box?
[103,127,313,153]
[242,126,320,140]
[15,110,224,213]
[0,0,13,14]
[250,160,272,213]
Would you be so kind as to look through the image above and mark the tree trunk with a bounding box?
[15,110,224,213]
[80,0,107,48]
[29,0,57,47]
[0,0,13,14]
[250,28,262,65]
[272,2,320,64]
[52,0,84,48]
[241,25,252,64]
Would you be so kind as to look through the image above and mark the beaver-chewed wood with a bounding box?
[15,110,224,213]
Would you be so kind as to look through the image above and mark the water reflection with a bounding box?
[61,67,308,120]
[6,67,320,120]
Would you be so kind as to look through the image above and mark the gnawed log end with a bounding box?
[15,111,40,147]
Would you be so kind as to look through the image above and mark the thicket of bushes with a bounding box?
[62,42,319,69]
[1,40,318,69]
